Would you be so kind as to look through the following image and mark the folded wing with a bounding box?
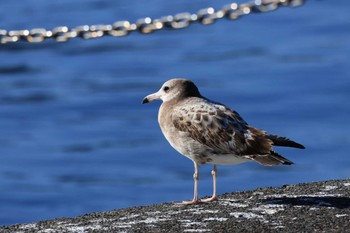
[172,100,299,166]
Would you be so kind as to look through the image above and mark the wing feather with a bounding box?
[170,98,297,166]
[172,100,251,154]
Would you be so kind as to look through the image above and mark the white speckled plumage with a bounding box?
[160,96,251,166]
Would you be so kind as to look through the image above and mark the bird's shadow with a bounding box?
[262,196,350,209]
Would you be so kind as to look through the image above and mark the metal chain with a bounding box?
[0,0,305,44]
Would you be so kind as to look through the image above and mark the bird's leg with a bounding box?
[201,164,218,202]
[177,162,200,205]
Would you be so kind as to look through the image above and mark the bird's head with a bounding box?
[142,78,201,104]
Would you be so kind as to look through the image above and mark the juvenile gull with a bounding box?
[142,78,305,204]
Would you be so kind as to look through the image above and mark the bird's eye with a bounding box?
[163,86,170,92]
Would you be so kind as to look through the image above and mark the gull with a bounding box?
[142,78,305,204]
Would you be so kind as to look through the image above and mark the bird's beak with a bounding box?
[142,92,161,104]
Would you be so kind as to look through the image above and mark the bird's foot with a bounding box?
[175,198,201,205]
[175,196,217,205]
[200,196,217,203]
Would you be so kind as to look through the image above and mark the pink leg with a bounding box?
[201,164,217,202]
[177,162,201,205]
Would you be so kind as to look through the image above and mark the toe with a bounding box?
[200,196,217,203]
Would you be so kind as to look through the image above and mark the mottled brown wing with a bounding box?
[172,102,250,154]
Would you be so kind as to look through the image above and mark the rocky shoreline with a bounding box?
[1,179,349,232]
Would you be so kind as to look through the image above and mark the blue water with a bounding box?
[0,0,349,226]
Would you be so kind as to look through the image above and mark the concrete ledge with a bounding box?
[2,179,350,232]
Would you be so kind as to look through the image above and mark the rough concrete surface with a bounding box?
[1,179,349,233]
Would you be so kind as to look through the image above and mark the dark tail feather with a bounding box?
[266,134,305,149]
[270,150,294,165]
[247,151,293,166]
